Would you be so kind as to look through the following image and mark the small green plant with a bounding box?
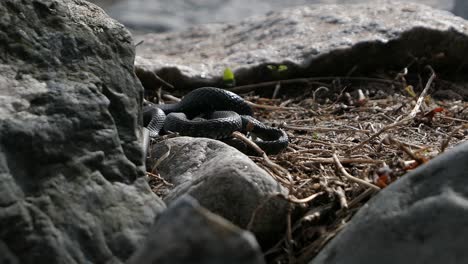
[223,67,236,87]
[405,85,416,97]
[267,64,289,80]
[267,64,288,72]
[312,132,319,140]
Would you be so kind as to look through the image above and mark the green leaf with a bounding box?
[312,132,319,140]
[223,68,235,81]
[405,85,416,98]
[223,68,236,86]
[267,65,277,71]
[277,65,288,72]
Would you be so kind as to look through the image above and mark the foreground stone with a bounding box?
[135,2,468,99]
[149,137,289,248]
[311,142,468,264]
[0,0,164,263]
[128,195,265,264]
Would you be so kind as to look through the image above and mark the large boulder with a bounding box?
[0,0,164,263]
[86,0,457,33]
[134,1,468,96]
[149,137,289,248]
[128,195,265,264]
[311,142,468,264]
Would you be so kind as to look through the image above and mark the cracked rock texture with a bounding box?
[311,142,468,264]
[0,0,165,263]
[134,2,468,92]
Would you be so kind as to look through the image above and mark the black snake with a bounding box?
[142,87,288,155]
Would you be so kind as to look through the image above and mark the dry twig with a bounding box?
[440,124,467,152]
[334,186,348,209]
[347,66,436,154]
[232,131,294,187]
[247,100,301,111]
[332,153,380,191]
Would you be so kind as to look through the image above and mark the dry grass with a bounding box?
[242,74,467,263]
[147,72,467,263]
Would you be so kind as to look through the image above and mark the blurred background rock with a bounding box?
[87,0,464,34]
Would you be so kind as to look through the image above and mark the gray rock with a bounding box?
[128,195,265,264]
[0,0,165,263]
[453,0,468,19]
[134,2,468,93]
[86,0,456,33]
[149,137,289,247]
[311,142,468,264]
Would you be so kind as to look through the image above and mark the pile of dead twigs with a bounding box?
[147,67,467,263]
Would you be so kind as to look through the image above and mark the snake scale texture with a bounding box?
[143,87,288,155]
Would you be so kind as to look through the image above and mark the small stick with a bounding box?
[347,66,436,154]
[387,136,426,165]
[334,186,348,209]
[409,66,436,118]
[134,40,144,47]
[283,124,370,133]
[162,93,181,102]
[232,131,265,155]
[287,192,324,204]
[146,172,173,187]
[272,82,281,99]
[337,187,376,216]
[291,136,354,147]
[287,118,319,124]
[440,124,467,152]
[142,128,150,160]
[312,86,329,102]
[346,120,406,154]
[285,148,333,155]
[246,101,301,111]
[151,145,171,173]
[151,71,175,90]
[280,98,294,107]
[301,203,334,222]
[388,138,425,150]
[231,131,294,187]
[228,76,402,93]
[332,153,380,190]
[439,116,468,123]
[302,158,382,165]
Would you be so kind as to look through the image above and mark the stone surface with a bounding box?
[87,0,457,33]
[149,137,289,248]
[128,195,266,264]
[311,142,468,264]
[453,0,468,18]
[0,0,165,263]
[134,2,468,93]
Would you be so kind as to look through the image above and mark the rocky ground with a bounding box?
[86,0,462,33]
[1,0,467,264]
[147,70,467,263]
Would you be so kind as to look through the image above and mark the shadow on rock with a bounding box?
[149,136,290,248]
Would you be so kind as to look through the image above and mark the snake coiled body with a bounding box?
[143,87,288,155]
